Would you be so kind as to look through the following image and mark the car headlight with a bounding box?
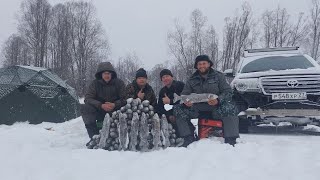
[234,78,260,92]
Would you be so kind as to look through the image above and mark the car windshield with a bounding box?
[240,55,315,73]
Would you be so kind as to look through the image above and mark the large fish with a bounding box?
[98,113,112,149]
[119,113,128,150]
[160,114,170,148]
[173,93,218,104]
[152,114,161,150]
[129,112,139,151]
[139,113,149,152]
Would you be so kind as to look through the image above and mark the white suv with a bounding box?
[225,47,320,132]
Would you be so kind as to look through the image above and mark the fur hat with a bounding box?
[194,55,213,69]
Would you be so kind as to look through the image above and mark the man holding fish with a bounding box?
[173,55,240,147]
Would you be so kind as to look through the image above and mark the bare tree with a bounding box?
[66,1,110,95]
[233,3,251,68]
[167,20,194,81]
[170,63,189,82]
[308,0,320,60]
[18,0,51,67]
[272,7,291,47]
[168,10,215,80]
[262,10,274,47]
[222,2,252,70]
[247,19,260,49]
[49,3,72,80]
[204,25,220,69]
[287,12,308,47]
[115,52,142,85]
[261,6,301,48]
[222,17,236,70]
[0,0,112,97]
[2,34,31,67]
[190,9,207,56]
[148,63,169,95]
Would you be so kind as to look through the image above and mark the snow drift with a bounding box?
[0,117,319,180]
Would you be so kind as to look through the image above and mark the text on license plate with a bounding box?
[272,92,307,100]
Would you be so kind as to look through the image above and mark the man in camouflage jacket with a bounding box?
[174,55,239,147]
[125,68,157,107]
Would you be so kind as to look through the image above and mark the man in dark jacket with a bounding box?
[125,68,157,107]
[81,62,126,140]
[157,69,187,136]
[174,55,239,147]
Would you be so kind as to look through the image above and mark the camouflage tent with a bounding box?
[0,65,80,125]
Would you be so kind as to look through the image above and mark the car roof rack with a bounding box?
[244,47,301,57]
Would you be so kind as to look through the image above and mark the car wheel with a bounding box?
[239,116,250,133]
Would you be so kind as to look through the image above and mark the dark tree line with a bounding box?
[2,0,320,96]
[1,0,109,96]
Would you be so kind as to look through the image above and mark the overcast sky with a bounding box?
[0,0,310,69]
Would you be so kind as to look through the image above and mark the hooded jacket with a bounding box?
[84,62,126,111]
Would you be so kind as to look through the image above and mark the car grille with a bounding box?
[260,75,320,95]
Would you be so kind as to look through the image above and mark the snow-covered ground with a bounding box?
[0,117,319,180]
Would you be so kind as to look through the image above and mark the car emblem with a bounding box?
[287,79,299,88]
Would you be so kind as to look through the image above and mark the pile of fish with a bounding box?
[86,98,183,151]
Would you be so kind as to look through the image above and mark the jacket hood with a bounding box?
[95,62,117,79]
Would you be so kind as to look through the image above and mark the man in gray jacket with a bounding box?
[81,62,126,142]
[174,55,239,147]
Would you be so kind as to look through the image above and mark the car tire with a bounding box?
[234,95,250,134]
[239,116,250,133]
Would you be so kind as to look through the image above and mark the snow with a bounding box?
[303,125,320,132]
[17,65,47,72]
[0,117,320,180]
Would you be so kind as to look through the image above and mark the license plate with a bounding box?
[272,92,307,100]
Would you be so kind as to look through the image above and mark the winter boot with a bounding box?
[224,137,237,146]
[85,123,99,138]
[85,123,99,147]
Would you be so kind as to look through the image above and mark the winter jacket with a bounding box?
[84,62,126,111]
[181,68,234,117]
[157,80,185,117]
[179,68,239,138]
[125,80,157,107]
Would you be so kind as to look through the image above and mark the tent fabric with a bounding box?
[0,65,80,125]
